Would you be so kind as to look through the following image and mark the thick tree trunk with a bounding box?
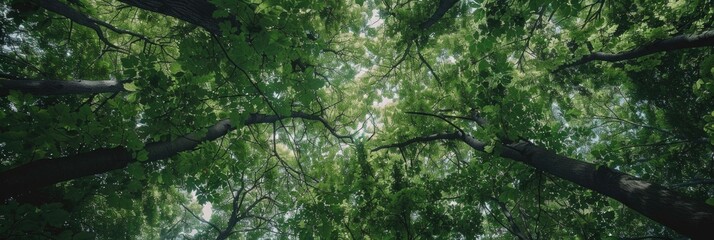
[0,79,125,96]
[0,147,131,200]
[0,112,333,199]
[375,133,714,238]
[461,137,714,238]
[118,0,229,35]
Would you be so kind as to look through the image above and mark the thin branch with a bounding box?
[489,197,531,240]
[37,0,118,48]
[517,6,546,71]
[588,115,672,135]
[416,49,442,86]
[211,34,290,137]
[372,132,461,152]
[180,202,221,232]
[405,111,465,135]
[289,112,355,141]
[380,42,413,81]
[92,16,156,44]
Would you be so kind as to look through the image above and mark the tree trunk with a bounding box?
[118,0,233,35]
[375,133,714,238]
[0,79,125,96]
[0,113,309,199]
[0,147,131,200]
[557,30,714,71]
[0,119,228,199]
[460,136,714,238]
[516,144,713,239]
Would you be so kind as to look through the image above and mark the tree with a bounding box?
[1,0,714,239]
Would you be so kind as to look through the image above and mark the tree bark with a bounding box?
[376,133,714,238]
[0,112,342,199]
[0,147,131,200]
[0,79,125,96]
[35,0,152,48]
[117,0,232,35]
[556,30,714,71]
[503,141,714,239]
[34,0,117,47]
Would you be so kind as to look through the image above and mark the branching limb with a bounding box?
[91,16,156,45]
[289,112,355,141]
[380,42,413,81]
[517,6,545,71]
[36,0,154,48]
[36,0,117,48]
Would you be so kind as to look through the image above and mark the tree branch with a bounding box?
[380,42,413,81]
[0,112,347,199]
[405,111,464,135]
[0,78,126,96]
[180,202,221,232]
[416,50,442,86]
[118,0,239,35]
[372,132,461,152]
[35,0,119,48]
[419,0,460,29]
[488,197,531,240]
[373,131,714,238]
[556,30,714,71]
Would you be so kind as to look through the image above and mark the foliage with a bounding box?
[1,0,713,239]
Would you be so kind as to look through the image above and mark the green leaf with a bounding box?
[256,2,270,13]
[229,111,248,129]
[123,82,138,92]
[484,144,494,153]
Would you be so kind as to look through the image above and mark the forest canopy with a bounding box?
[1,0,714,239]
